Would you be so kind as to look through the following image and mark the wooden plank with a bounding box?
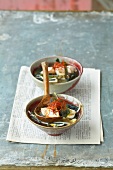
[31,167,113,170]
[31,167,97,170]
[0,166,30,170]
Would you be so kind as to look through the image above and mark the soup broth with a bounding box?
[27,94,82,127]
[33,59,79,83]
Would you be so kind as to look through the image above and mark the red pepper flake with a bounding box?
[53,60,66,69]
[47,98,66,113]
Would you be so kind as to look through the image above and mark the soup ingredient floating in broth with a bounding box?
[33,93,81,125]
[34,58,79,83]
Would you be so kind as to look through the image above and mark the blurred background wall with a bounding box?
[0,0,113,11]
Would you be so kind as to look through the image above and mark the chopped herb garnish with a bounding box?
[56,58,60,62]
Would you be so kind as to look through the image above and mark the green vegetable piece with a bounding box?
[56,58,60,62]
[60,108,70,118]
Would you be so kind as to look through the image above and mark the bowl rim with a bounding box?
[30,56,83,85]
[25,94,84,129]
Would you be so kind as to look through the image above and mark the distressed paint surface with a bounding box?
[0,11,113,168]
[0,0,91,11]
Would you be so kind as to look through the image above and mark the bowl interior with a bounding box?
[30,56,83,85]
[25,94,83,133]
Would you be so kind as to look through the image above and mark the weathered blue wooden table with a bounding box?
[0,11,113,169]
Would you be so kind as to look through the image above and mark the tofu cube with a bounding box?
[41,108,59,117]
[55,67,65,76]
[41,67,55,74]
[67,65,76,73]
